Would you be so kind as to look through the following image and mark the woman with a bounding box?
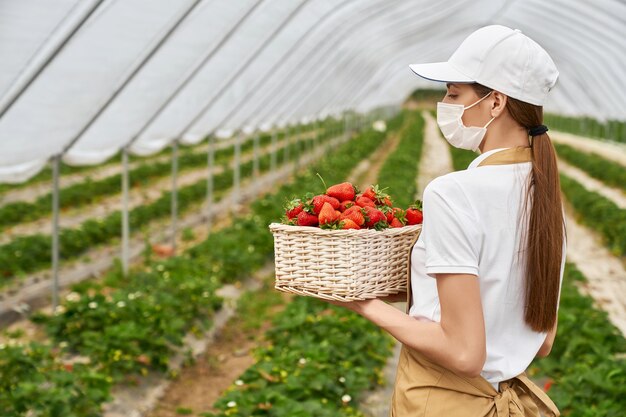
[330,25,567,416]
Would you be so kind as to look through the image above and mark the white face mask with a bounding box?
[436,91,496,152]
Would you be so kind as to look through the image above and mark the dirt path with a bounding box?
[146,129,401,416]
[416,111,454,199]
[348,131,401,191]
[360,111,452,417]
[0,132,346,325]
[551,130,626,167]
[147,279,291,417]
[562,200,626,336]
[557,158,626,209]
[0,133,311,245]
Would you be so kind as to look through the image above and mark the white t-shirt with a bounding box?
[408,147,566,391]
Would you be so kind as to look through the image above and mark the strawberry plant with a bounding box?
[529,262,626,415]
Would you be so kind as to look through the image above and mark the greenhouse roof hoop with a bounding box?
[0,0,624,184]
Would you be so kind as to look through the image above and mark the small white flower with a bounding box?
[65,292,81,302]
[88,302,98,309]
[128,293,136,300]
[54,305,66,315]
[341,394,351,403]
[235,379,244,386]
[156,264,165,272]
[163,271,170,279]
[116,301,126,308]
[298,358,307,365]
[339,376,346,383]
[0,343,5,350]
[227,401,237,408]
[202,291,210,298]
[59,341,69,349]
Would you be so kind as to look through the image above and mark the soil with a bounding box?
[148,297,290,416]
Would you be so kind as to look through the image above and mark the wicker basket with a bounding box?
[269,222,422,301]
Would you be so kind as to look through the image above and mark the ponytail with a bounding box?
[471,83,566,333]
[524,128,566,332]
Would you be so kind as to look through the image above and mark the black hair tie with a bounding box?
[528,125,549,136]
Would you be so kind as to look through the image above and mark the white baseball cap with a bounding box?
[409,25,559,106]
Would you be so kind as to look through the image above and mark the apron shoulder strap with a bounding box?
[477,146,532,167]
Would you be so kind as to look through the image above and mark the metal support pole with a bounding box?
[206,135,215,232]
[122,147,130,276]
[233,131,242,211]
[284,125,290,164]
[253,131,260,189]
[294,123,300,174]
[270,129,278,175]
[171,141,179,253]
[51,155,61,310]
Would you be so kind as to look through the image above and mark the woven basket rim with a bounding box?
[269,222,421,236]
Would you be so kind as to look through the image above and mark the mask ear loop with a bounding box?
[464,90,494,110]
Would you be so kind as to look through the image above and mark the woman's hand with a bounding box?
[322,298,373,314]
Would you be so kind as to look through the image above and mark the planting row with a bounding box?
[376,110,425,208]
[544,113,625,144]
[559,173,626,257]
[528,262,626,416]
[0,119,325,196]
[206,110,426,416]
[0,122,327,230]
[0,115,402,416]
[553,142,626,193]
[0,125,340,282]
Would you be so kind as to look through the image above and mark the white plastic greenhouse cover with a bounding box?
[0,0,624,183]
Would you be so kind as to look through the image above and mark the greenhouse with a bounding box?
[0,1,625,416]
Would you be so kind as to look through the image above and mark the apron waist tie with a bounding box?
[496,374,560,417]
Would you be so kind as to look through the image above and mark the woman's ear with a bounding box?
[490,91,508,117]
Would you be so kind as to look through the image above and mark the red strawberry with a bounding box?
[285,198,304,219]
[339,208,365,226]
[362,186,377,201]
[311,194,340,215]
[356,196,376,208]
[297,211,319,226]
[339,200,355,212]
[390,218,404,228]
[406,200,423,225]
[362,185,392,206]
[362,206,388,229]
[383,207,406,224]
[326,182,357,201]
[341,219,360,229]
[319,202,339,225]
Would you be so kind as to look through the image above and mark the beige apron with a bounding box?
[390,146,560,417]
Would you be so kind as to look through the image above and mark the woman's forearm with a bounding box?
[353,299,483,377]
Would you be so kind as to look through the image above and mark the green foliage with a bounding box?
[0,119,390,416]
[529,263,626,416]
[377,110,425,207]
[559,173,626,257]
[0,342,111,417]
[554,142,626,193]
[0,129,336,282]
[544,113,625,144]
[205,298,392,417]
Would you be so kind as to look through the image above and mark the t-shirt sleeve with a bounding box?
[421,178,482,278]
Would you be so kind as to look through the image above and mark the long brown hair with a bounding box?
[471,83,566,333]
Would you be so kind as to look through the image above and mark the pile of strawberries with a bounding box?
[282,181,423,230]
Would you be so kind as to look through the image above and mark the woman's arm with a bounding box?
[535,320,558,357]
[377,291,408,303]
[341,273,486,378]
